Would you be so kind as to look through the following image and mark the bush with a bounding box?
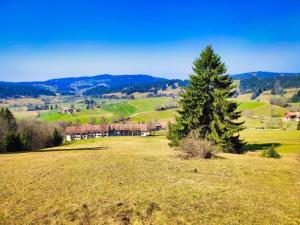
[178,132,218,159]
[269,96,287,107]
[261,146,281,159]
[18,120,64,151]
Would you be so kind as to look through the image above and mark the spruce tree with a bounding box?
[52,128,63,146]
[168,46,245,153]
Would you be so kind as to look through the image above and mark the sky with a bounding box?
[0,0,300,81]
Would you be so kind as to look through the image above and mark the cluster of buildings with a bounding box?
[283,112,300,122]
[65,123,162,141]
[60,107,79,114]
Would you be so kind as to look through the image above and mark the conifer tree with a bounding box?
[52,128,63,146]
[297,120,300,131]
[168,46,245,153]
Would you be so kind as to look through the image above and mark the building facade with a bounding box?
[64,123,159,141]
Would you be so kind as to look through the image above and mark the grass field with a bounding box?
[241,129,300,154]
[8,95,297,131]
[0,130,299,225]
[102,102,139,117]
[128,97,172,112]
[39,97,175,124]
[257,89,299,103]
[130,109,177,123]
[237,101,266,111]
[40,109,113,124]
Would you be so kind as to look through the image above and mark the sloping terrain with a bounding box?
[0,132,299,225]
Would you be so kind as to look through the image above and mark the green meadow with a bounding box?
[39,97,175,123]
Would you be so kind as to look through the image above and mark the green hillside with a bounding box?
[102,102,139,117]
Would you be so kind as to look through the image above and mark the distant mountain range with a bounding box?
[0,72,300,98]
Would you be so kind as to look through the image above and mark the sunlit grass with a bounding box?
[0,132,299,224]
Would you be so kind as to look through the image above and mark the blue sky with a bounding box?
[0,0,300,81]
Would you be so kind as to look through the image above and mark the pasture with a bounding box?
[39,97,175,123]
[0,130,299,225]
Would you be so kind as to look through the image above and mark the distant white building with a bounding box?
[64,123,162,141]
[60,107,79,114]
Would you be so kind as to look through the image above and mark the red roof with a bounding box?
[65,124,109,134]
[285,112,300,118]
[65,123,150,134]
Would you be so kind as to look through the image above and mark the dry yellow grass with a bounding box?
[256,88,299,103]
[0,133,300,225]
[13,110,39,120]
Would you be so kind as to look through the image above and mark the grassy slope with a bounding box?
[237,101,266,111]
[102,102,139,117]
[127,97,172,112]
[39,97,173,123]
[241,129,300,154]
[131,109,178,123]
[0,132,299,225]
[40,109,113,124]
[257,89,299,103]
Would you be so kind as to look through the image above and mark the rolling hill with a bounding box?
[1,72,300,98]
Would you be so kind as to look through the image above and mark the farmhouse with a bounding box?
[60,107,79,114]
[65,123,160,141]
[283,112,300,121]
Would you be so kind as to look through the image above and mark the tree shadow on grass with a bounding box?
[38,146,109,152]
[1,146,109,154]
[243,143,281,152]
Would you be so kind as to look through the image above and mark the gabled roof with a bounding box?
[109,123,149,132]
[65,124,109,134]
[284,112,300,118]
[64,123,151,134]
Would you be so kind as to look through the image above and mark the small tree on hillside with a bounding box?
[271,79,284,95]
[52,128,63,146]
[168,46,245,153]
[5,132,24,152]
[99,116,106,125]
[89,117,96,125]
[297,120,300,130]
[0,108,18,151]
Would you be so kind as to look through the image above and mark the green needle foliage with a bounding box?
[168,46,245,153]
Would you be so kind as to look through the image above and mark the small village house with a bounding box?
[60,107,79,114]
[283,112,300,121]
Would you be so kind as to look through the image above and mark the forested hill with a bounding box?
[0,74,188,98]
[230,71,300,94]
[231,71,300,80]
[0,72,300,98]
[0,82,55,98]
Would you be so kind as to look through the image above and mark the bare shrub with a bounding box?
[269,96,287,107]
[178,131,218,159]
[17,120,63,151]
[244,110,253,119]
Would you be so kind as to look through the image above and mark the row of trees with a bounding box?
[0,108,64,152]
[27,104,58,111]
